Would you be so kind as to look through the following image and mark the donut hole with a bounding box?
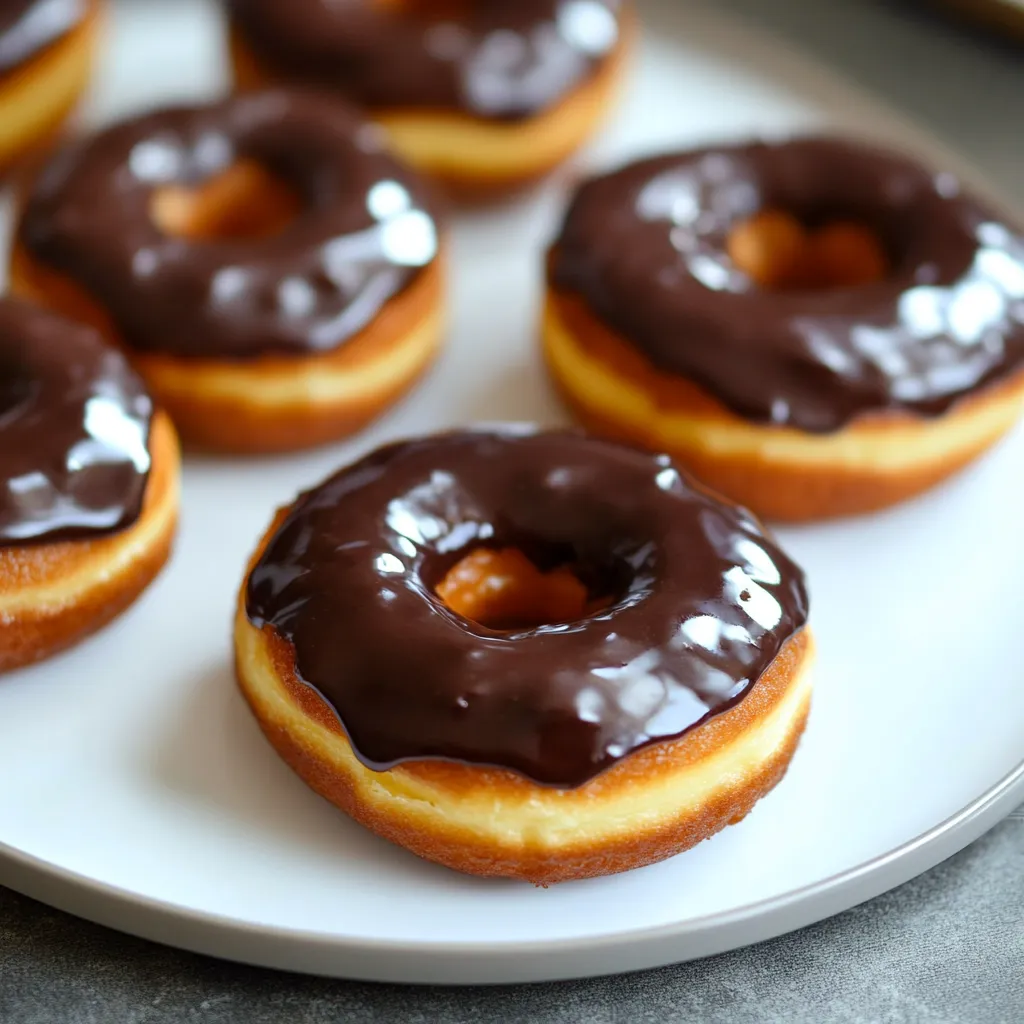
[149,160,301,243]
[726,209,889,291]
[435,547,613,630]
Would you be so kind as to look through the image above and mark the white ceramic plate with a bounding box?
[1,0,1022,986]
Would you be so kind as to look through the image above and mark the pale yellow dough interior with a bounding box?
[236,610,814,852]
[543,297,1024,473]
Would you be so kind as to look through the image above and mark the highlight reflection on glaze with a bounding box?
[0,300,152,546]
[228,0,625,120]
[551,138,1024,432]
[18,90,441,360]
[245,430,809,788]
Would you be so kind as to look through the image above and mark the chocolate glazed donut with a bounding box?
[236,430,813,881]
[552,137,1024,431]
[0,299,179,671]
[245,429,808,785]
[12,89,446,452]
[0,298,151,544]
[227,1,633,195]
[18,90,441,359]
[228,0,626,120]
[545,137,1024,520]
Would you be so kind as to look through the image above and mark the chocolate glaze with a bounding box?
[228,0,626,121]
[245,429,809,788]
[18,90,441,360]
[0,0,86,74]
[550,137,1024,433]
[0,299,152,546]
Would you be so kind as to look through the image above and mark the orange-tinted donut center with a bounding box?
[727,209,889,290]
[436,547,609,630]
[149,160,301,242]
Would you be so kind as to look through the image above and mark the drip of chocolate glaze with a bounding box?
[0,299,152,546]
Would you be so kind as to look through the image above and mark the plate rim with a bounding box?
[2,756,1021,983]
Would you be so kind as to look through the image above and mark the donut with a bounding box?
[543,137,1024,521]
[11,89,445,453]
[234,429,812,884]
[0,299,179,672]
[226,0,634,198]
[0,0,102,174]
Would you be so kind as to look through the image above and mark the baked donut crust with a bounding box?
[543,288,1024,522]
[9,244,445,454]
[0,0,101,175]
[228,12,635,199]
[0,411,180,672]
[234,507,813,884]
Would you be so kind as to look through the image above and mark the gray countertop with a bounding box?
[2,817,1022,1022]
[3,2,1024,1020]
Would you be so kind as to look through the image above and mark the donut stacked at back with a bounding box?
[544,137,1024,520]
[11,89,446,453]
[227,0,634,196]
[0,0,102,173]
[235,429,812,883]
[0,299,179,671]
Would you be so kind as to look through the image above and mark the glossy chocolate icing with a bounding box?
[0,299,152,546]
[245,429,809,788]
[550,137,1024,433]
[0,0,86,73]
[228,0,626,120]
[18,90,441,360]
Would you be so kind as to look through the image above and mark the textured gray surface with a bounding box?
[3,0,1024,1020]
[723,0,1024,202]
[1,816,1022,1023]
